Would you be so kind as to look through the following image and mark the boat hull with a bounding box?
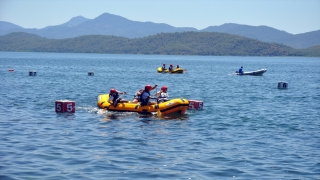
[97,94,189,115]
[236,69,267,76]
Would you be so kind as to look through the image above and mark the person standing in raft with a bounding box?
[238,66,243,74]
[140,84,158,106]
[155,86,169,103]
[108,88,126,107]
[162,64,166,70]
[168,64,173,71]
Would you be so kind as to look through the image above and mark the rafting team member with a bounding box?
[132,89,144,103]
[155,86,169,103]
[108,88,126,107]
[140,84,158,106]
[168,64,173,71]
[162,64,166,70]
[176,65,180,69]
[238,66,243,74]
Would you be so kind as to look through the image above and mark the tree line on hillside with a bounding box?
[0,32,319,56]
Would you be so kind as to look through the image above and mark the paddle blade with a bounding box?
[157,109,162,117]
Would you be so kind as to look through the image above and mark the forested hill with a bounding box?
[1,32,319,56]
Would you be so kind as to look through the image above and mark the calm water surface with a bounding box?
[0,52,319,179]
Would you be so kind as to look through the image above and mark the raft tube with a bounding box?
[97,94,189,115]
[157,67,184,73]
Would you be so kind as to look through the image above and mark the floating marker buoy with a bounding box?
[188,100,204,110]
[88,72,94,76]
[55,100,76,113]
[278,81,288,89]
[29,71,37,76]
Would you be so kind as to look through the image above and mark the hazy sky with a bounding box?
[1,0,319,34]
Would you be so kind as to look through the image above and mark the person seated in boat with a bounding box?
[238,66,243,74]
[155,86,169,103]
[168,64,173,71]
[108,88,126,107]
[162,64,166,70]
[176,65,180,69]
[132,89,144,103]
[140,84,158,106]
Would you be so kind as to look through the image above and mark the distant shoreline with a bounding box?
[1,32,320,57]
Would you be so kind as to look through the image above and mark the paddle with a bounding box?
[155,86,162,117]
[113,92,126,107]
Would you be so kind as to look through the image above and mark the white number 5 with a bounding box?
[56,103,61,112]
[67,103,73,112]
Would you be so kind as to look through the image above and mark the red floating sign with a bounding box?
[55,100,76,113]
[188,100,204,110]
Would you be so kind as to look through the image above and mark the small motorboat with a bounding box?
[157,67,184,73]
[97,94,189,115]
[235,69,267,76]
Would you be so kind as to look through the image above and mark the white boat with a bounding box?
[235,69,267,76]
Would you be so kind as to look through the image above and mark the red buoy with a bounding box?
[188,100,204,110]
[55,100,76,113]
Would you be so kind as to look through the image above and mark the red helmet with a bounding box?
[161,86,167,91]
[145,84,153,91]
[110,88,117,93]
[170,64,172,66]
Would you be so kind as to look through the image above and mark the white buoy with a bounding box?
[88,72,94,76]
[188,100,204,110]
[278,81,288,89]
[29,71,37,76]
[55,100,76,113]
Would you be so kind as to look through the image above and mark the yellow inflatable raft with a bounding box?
[97,94,189,115]
[157,67,184,73]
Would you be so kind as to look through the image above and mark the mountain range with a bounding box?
[1,12,319,49]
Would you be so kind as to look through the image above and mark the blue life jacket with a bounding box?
[140,91,150,106]
[109,92,119,106]
[239,68,243,74]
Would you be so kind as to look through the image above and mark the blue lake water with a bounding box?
[0,52,320,179]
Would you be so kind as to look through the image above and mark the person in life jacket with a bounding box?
[176,65,180,69]
[155,86,169,103]
[238,66,243,74]
[140,84,158,106]
[168,64,173,71]
[132,88,144,103]
[162,64,166,70]
[108,88,126,107]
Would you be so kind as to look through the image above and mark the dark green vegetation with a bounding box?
[1,32,319,56]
